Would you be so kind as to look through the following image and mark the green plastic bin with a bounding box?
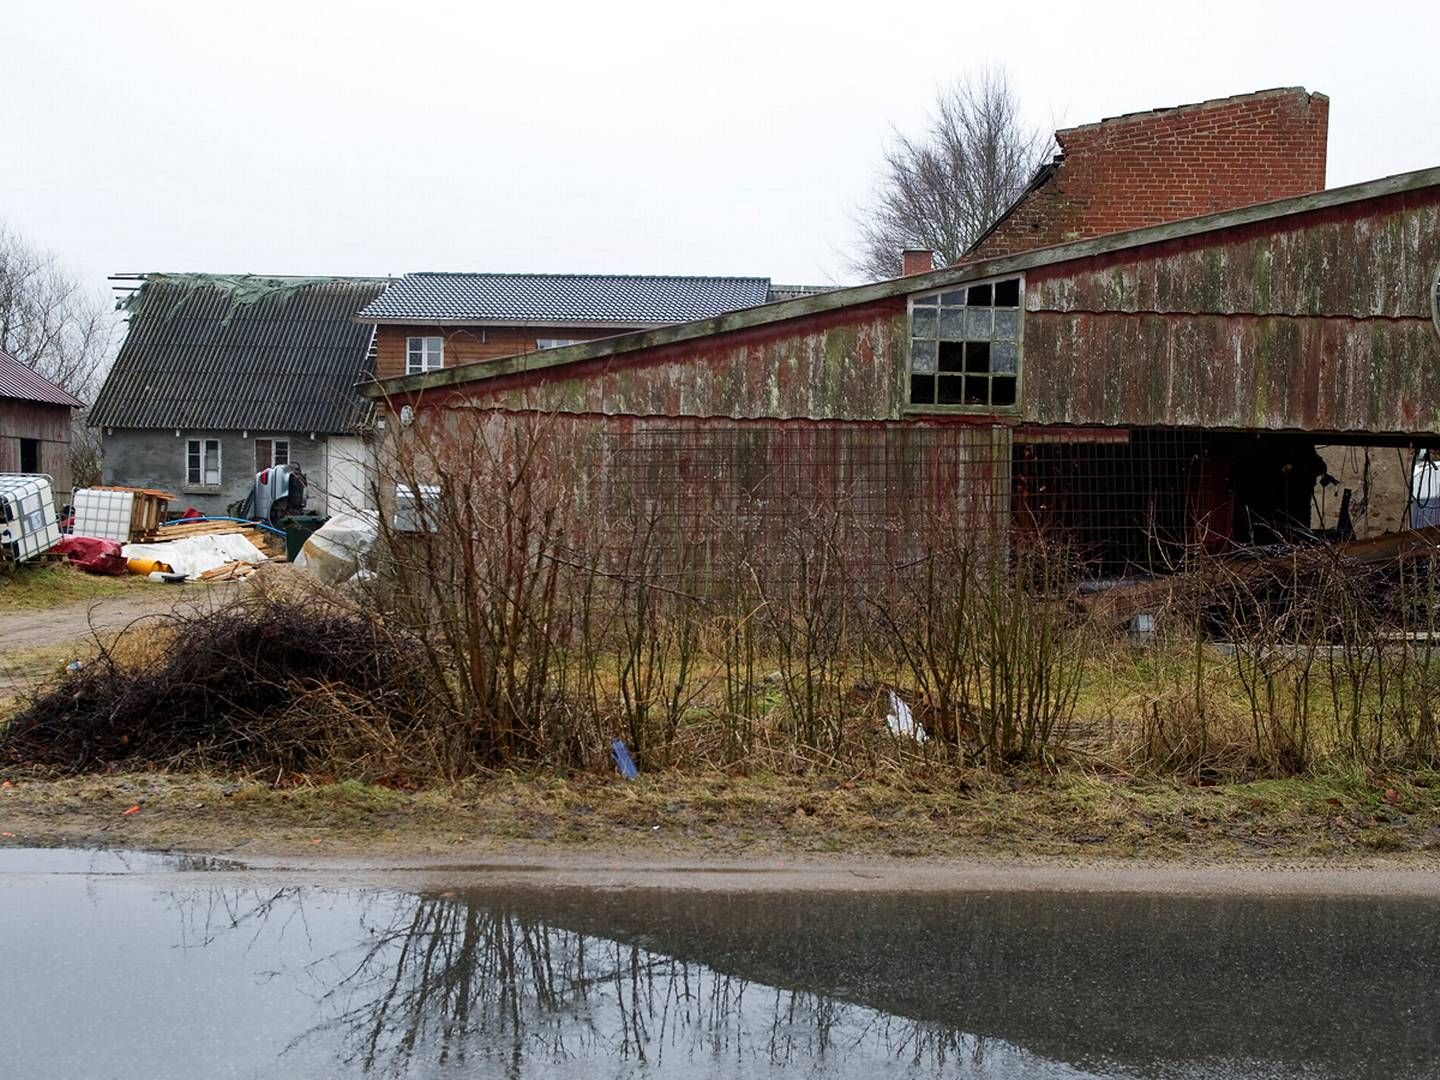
[282,515,327,562]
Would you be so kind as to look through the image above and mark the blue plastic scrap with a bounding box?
[611,739,639,780]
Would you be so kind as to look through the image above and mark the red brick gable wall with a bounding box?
[967,88,1329,261]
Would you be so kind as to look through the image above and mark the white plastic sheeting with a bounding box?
[885,689,927,743]
[122,533,267,581]
[295,510,378,584]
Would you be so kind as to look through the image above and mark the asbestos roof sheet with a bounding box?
[358,272,774,324]
[0,349,85,408]
[89,275,388,433]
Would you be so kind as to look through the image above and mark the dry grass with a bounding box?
[0,563,143,611]
[2,765,1437,860]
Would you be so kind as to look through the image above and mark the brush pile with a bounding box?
[1,597,440,775]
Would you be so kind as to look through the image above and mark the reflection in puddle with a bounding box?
[0,846,242,875]
[0,854,1436,1078]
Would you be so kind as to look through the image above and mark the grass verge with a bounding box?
[2,766,1438,861]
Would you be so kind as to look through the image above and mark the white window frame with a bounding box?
[185,437,222,488]
[406,335,444,374]
[536,337,582,350]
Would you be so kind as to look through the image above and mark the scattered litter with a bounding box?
[50,535,128,576]
[1,832,15,838]
[310,838,323,845]
[1,780,13,789]
[65,660,83,673]
[122,805,141,816]
[885,689,928,743]
[611,739,639,780]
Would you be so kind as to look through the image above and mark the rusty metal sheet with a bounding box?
[1023,311,1440,434]
[427,301,910,422]
[1028,190,1440,320]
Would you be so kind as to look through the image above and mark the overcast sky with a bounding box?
[4,0,1438,302]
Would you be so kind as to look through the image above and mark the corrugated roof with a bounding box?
[0,349,85,408]
[358,272,774,324]
[89,275,387,433]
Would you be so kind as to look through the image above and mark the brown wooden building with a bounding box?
[0,348,83,494]
[357,273,823,381]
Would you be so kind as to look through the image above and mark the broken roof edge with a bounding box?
[1054,86,1326,139]
[363,164,1440,402]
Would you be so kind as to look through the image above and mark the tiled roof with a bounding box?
[358,272,775,324]
[89,275,388,433]
[0,349,85,408]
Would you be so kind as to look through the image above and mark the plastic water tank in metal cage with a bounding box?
[0,473,61,562]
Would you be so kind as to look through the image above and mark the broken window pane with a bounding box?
[908,277,1022,407]
[938,341,965,372]
[965,340,991,373]
[993,279,1021,307]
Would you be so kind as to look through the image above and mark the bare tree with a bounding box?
[0,224,118,485]
[851,70,1051,280]
[0,223,116,400]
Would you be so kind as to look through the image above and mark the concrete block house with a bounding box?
[365,88,1440,581]
[91,275,389,516]
[0,348,84,494]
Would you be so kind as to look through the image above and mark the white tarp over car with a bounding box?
[295,509,378,585]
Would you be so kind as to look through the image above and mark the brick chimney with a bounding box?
[966,87,1330,262]
[902,249,935,275]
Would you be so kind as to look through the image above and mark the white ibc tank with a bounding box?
[0,473,61,562]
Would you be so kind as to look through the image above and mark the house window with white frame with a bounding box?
[908,276,1023,410]
[536,337,581,350]
[255,438,290,472]
[186,438,222,487]
[406,336,444,374]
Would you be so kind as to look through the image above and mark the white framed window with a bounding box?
[907,275,1023,411]
[186,438,222,487]
[406,336,444,374]
[536,337,581,350]
[255,438,290,471]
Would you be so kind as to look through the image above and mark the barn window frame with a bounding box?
[904,274,1024,414]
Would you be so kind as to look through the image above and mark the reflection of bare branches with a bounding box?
[163,887,994,1077]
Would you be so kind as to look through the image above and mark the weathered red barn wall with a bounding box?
[418,299,911,421]
[971,88,1329,261]
[403,409,1011,579]
[1022,189,1440,434]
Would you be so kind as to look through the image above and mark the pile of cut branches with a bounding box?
[1,597,442,776]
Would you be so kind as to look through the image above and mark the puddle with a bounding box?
[0,849,1436,1078]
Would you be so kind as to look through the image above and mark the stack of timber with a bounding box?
[152,518,286,560]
